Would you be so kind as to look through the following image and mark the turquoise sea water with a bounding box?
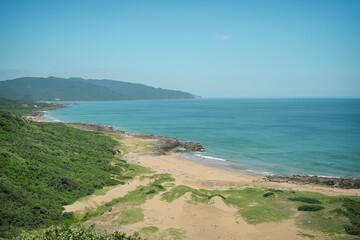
[44,99,360,178]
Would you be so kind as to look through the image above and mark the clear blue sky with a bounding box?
[0,0,359,97]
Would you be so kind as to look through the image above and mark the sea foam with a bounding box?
[194,153,227,162]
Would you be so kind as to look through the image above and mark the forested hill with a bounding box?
[0,111,152,237]
[0,112,119,236]
[0,77,196,101]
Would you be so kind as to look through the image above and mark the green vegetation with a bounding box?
[140,226,160,240]
[0,77,195,101]
[293,195,358,236]
[289,197,322,204]
[0,97,63,116]
[113,208,144,225]
[10,224,142,240]
[263,192,274,197]
[140,227,185,240]
[140,226,159,233]
[115,162,153,182]
[298,205,325,211]
[139,173,175,184]
[161,186,292,224]
[161,185,207,203]
[297,232,316,239]
[208,193,227,200]
[0,112,144,237]
[1,100,360,239]
[160,185,360,237]
[296,208,349,235]
[337,198,360,236]
[158,228,186,240]
[90,174,175,217]
[267,188,284,193]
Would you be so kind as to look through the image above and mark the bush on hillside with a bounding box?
[298,205,325,211]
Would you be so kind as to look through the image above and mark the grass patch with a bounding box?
[92,174,175,216]
[115,162,153,180]
[145,173,176,184]
[267,188,284,193]
[161,185,209,203]
[161,185,195,202]
[298,205,325,211]
[296,208,350,235]
[289,197,322,204]
[159,228,186,240]
[141,226,159,233]
[297,232,316,239]
[77,186,115,202]
[140,226,159,239]
[162,186,293,224]
[224,187,293,224]
[238,204,292,224]
[113,208,144,225]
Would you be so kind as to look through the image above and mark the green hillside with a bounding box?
[87,79,195,100]
[0,97,63,116]
[0,77,196,101]
[0,112,125,237]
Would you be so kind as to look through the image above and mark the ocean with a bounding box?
[43,98,360,178]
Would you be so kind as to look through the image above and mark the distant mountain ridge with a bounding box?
[0,77,196,101]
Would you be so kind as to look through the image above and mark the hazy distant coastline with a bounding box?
[0,76,197,101]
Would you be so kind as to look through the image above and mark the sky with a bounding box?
[0,0,359,98]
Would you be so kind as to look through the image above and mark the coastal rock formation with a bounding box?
[70,123,118,133]
[69,123,205,155]
[152,137,205,155]
[265,175,360,189]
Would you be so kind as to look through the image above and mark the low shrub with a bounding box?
[344,224,360,236]
[298,205,325,211]
[263,192,274,197]
[62,212,74,220]
[288,197,322,204]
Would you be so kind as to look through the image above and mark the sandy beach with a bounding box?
[28,114,360,240]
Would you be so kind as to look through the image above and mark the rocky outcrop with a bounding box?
[265,175,360,189]
[70,123,118,133]
[68,123,205,155]
[154,137,205,155]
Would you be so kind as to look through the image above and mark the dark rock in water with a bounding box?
[265,175,360,189]
[155,137,205,155]
[179,142,205,153]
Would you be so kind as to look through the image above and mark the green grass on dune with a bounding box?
[113,208,144,225]
[159,228,186,240]
[87,174,175,219]
[141,226,159,233]
[160,185,360,238]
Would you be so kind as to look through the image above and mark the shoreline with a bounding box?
[27,111,360,194]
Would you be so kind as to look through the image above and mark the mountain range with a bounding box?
[0,77,196,101]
